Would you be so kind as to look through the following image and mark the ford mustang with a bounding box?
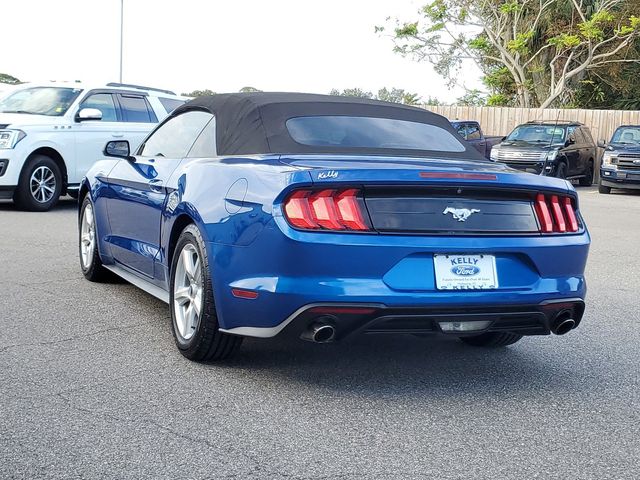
[78,93,590,361]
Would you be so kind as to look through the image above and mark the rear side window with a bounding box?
[187,117,216,157]
[286,116,466,152]
[466,123,481,141]
[159,97,185,114]
[140,110,213,158]
[80,93,118,121]
[580,127,594,144]
[119,95,157,123]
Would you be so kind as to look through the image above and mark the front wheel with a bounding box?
[14,155,62,211]
[459,332,522,348]
[170,224,242,361]
[598,182,611,194]
[554,162,567,180]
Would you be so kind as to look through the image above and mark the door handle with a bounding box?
[149,179,164,192]
[112,133,124,138]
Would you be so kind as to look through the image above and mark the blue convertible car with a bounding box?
[78,93,590,361]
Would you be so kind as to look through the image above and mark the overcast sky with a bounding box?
[3,0,482,101]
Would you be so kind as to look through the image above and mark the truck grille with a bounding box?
[494,150,545,162]
[617,154,640,171]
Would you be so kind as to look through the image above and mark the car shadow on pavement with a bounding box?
[214,333,590,399]
[0,197,77,211]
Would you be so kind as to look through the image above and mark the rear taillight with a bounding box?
[283,188,371,231]
[534,193,579,233]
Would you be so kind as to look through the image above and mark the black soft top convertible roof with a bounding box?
[173,92,482,159]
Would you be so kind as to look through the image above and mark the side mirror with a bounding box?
[597,139,607,148]
[104,140,132,160]
[566,136,576,146]
[501,136,507,142]
[76,107,103,122]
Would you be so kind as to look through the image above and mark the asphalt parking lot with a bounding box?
[1,187,639,480]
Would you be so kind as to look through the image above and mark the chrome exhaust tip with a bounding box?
[301,318,337,343]
[552,311,576,335]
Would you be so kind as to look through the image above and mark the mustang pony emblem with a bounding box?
[443,207,480,222]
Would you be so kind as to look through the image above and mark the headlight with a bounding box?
[602,151,617,168]
[546,149,559,161]
[0,130,26,149]
[490,147,500,161]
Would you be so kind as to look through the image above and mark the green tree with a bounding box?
[181,89,216,97]
[330,87,374,99]
[239,86,262,92]
[0,73,21,85]
[380,0,640,108]
[331,87,426,105]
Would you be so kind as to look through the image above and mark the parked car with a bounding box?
[598,125,640,194]
[0,82,186,211]
[79,93,589,362]
[490,121,596,185]
[451,120,503,159]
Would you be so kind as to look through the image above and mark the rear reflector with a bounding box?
[284,188,370,231]
[534,193,579,233]
[231,288,259,299]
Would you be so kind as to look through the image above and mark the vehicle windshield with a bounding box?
[506,125,566,144]
[0,87,82,116]
[286,116,466,152]
[610,127,640,145]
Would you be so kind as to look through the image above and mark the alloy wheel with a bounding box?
[173,244,203,341]
[30,165,56,203]
[80,203,96,269]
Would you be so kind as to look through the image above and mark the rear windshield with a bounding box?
[611,127,640,145]
[506,125,566,144]
[286,116,466,153]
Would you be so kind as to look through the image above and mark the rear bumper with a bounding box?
[209,222,590,335]
[220,298,586,339]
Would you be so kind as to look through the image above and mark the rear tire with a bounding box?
[14,155,62,211]
[579,161,594,186]
[79,196,113,282]
[598,182,611,194]
[459,332,522,348]
[170,224,242,361]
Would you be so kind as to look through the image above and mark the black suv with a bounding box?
[490,121,596,185]
[598,125,640,194]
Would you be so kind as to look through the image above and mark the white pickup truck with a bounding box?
[0,82,186,211]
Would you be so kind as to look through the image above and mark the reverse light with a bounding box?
[283,188,371,231]
[534,193,579,233]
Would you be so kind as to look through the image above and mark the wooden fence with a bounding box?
[422,105,640,143]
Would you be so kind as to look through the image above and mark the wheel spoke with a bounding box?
[182,248,195,280]
[192,293,201,318]
[174,286,191,306]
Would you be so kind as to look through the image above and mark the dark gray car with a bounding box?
[490,121,596,185]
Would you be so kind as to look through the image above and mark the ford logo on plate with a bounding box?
[451,265,480,276]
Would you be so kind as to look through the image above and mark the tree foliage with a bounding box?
[330,87,428,105]
[0,73,21,85]
[381,0,640,108]
[181,89,216,97]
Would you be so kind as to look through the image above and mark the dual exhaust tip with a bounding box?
[301,310,577,341]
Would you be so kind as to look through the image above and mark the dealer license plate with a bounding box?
[434,254,498,290]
